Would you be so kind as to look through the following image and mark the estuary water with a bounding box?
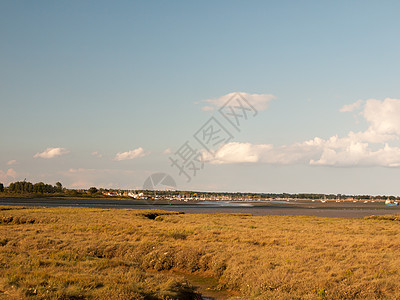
[1,197,399,218]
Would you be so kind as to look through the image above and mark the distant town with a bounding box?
[0,180,398,202]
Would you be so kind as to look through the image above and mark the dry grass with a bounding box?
[1,206,400,299]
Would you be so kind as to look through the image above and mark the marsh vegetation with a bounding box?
[1,206,400,299]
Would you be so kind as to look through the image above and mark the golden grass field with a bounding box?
[1,206,400,299]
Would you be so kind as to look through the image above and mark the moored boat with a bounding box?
[385,198,399,206]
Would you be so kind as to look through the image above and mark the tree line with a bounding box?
[6,181,63,194]
[0,181,398,200]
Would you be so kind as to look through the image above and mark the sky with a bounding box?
[1,1,400,195]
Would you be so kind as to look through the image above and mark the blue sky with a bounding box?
[1,1,400,195]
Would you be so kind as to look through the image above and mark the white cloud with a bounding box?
[203,98,400,167]
[198,92,276,112]
[374,144,400,167]
[202,142,270,164]
[363,98,400,137]
[203,141,320,165]
[34,147,69,159]
[113,147,148,161]
[310,141,370,166]
[7,160,17,166]
[91,151,103,158]
[339,99,364,112]
[310,142,400,167]
[204,138,400,168]
[300,98,400,167]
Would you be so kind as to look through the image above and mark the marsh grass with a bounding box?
[1,207,400,299]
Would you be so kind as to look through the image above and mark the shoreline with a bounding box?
[0,193,391,203]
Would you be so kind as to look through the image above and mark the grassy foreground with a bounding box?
[1,207,400,299]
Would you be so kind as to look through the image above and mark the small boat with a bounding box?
[385,198,399,206]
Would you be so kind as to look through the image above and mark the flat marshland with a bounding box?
[1,207,400,299]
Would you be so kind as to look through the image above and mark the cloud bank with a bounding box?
[204,98,400,167]
[34,147,69,159]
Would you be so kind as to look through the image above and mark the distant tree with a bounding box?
[88,187,98,194]
[0,183,3,192]
[66,189,79,197]
[56,182,62,192]
[27,182,33,193]
[33,182,45,193]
